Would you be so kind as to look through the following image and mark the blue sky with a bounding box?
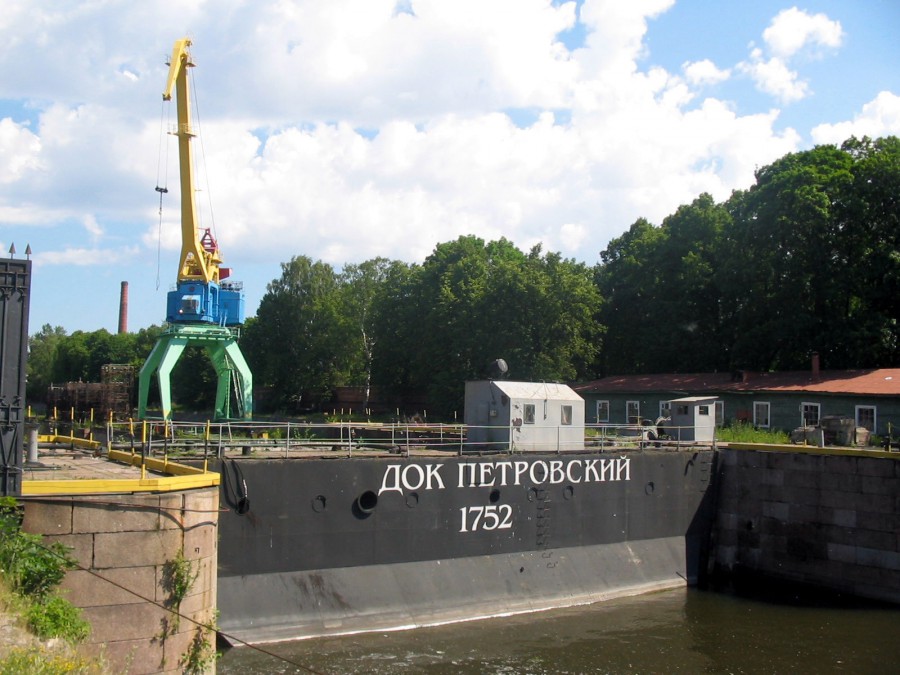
[0,0,897,335]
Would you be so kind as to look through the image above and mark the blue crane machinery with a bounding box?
[138,38,253,421]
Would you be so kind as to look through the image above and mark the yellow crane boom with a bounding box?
[163,38,223,285]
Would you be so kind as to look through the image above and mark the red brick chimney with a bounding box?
[118,281,128,334]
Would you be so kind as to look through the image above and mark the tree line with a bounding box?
[27,136,899,416]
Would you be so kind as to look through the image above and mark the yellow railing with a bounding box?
[22,433,219,496]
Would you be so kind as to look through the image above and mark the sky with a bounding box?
[1,0,898,335]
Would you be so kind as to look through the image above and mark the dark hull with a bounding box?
[212,449,716,643]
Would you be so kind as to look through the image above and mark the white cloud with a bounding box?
[683,60,730,87]
[738,8,843,104]
[738,49,809,104]
[34,245,139,267]
[762,7,843,59]
[0,118,42,182]
[811,91,900,145]
[0,0,888,332]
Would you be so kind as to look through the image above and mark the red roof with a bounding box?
[574,369,900,396]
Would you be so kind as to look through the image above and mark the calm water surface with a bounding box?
[217,588,900,674]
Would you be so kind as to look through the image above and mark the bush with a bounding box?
[0,497,90,644]
[27,593,91,643]
[0,646,101,675]
[0,498,77,599]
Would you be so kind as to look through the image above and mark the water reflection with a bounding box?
[218,588,900,674]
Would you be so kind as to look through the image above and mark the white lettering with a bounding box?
[378,465,403,495]
[600,458,615,482]
[425,464,445,490]
[458,463,476,488]
[529,461,549,484]
[494,461,513,486]
[514,461,529,485]
[459,505,514,533]
[616,456,631,481]
[584,459,599,482]
[401,464,425,491]
[566,460,583,483]
[549,460,565,484]
[479,462,495,487]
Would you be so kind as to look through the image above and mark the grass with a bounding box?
[716,422,790,444]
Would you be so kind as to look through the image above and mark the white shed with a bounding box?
[464,380,585,451]
[667,396,717,443]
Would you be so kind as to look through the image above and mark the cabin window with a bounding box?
[856,405,876,432]
[626,401,640,424]
[754,401,770,428]
[715,401,724,426]
[596,400,610,423]
[676,405,689,416]
[698,405,709,416]
[659,401,671,418]
[561,405,573,425]
[523,404,535,424]
[801,402,820,427]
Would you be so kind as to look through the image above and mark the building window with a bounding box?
[801,402,820,427]
[676,404,689,416]
[659,401,671,418]
[561,405,573,425]
[715,401,724,426]
[753,401,770,428]
[856,405,876,432]
[596,400,610,423]
[523,404,535,424]
[626,401,640,424]
[698,405,709,416]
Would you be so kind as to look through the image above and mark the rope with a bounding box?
[11,507,326,675]
[155,97,171,291]
[188,62,218,243]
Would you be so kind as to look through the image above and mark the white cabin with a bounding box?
[667,396,717,443]
[464,380,585,451]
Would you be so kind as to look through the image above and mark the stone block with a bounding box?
[829,508,856,528]
[81,637,166,675]
[158,492,186,530]
[44,532,94,568]
[22,499,73,535]
[82,601,171,643]
[61,565,159,608]
[73,499,161,534]
[820,471,861,493]
[861,474,898,495]
[183,520,217,561]
[94,529,183,569]
[762,501,789,521]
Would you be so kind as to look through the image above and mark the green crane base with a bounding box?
[138,324,253,421]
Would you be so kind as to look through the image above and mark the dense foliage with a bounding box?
[25,137,900,416]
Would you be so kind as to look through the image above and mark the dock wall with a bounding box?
[23,488,219,674]
[712,445,900,604]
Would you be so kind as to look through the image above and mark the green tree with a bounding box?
[721,144,856,370]
[246,256,343,411]
[372,236,601,414]
[26,325,67,401]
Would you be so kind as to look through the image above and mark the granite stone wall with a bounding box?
[23,488,219,674]
[713,446,899,604]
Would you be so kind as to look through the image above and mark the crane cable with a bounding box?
[189,61,219,243]
[154,94,170,291]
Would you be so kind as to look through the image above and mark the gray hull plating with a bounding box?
[213,450,716,643]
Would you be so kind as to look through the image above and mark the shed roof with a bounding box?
[481,380,582,401]
[574,369,900,397]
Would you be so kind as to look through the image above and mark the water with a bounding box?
[217,588,900,674]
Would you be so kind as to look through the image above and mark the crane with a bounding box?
[138,38,253,421]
